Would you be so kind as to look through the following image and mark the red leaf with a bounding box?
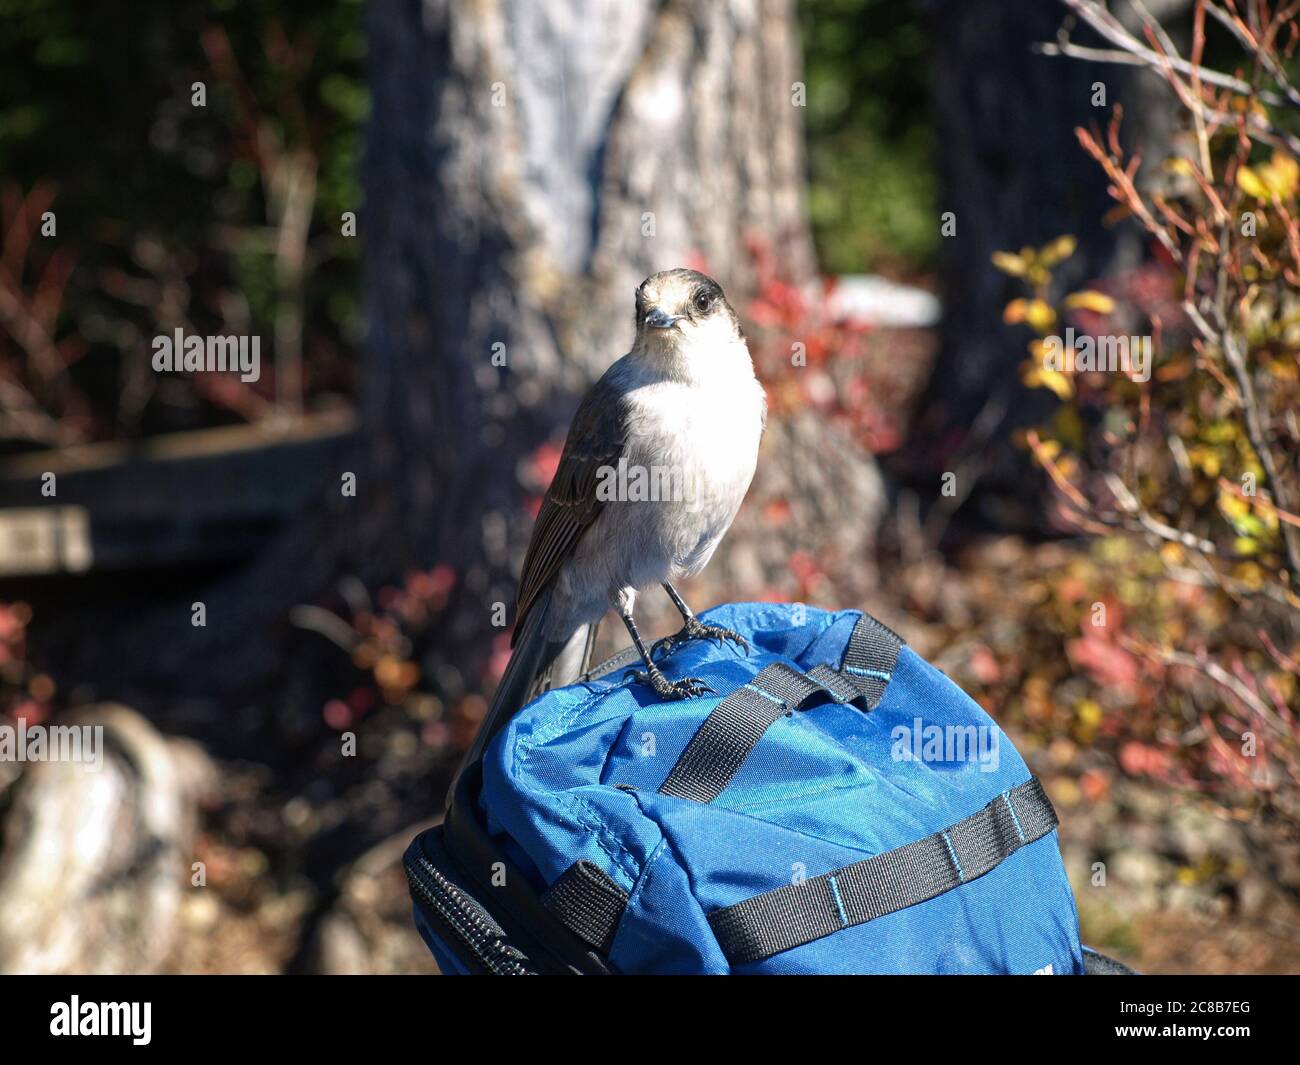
[1067,632,1140,690]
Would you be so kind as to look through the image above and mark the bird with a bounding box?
[475,268,766,754]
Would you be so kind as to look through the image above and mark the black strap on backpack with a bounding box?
[707,778,1059,964]
[658,612,902,803]
[540,860,630,956]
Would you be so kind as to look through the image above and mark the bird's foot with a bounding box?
[651,617,750,661]
[625,664,714,700]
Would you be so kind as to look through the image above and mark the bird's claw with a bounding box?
[651,618,750,661]
[624,666,714,700]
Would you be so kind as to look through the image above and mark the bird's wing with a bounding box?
[513,373,630,645]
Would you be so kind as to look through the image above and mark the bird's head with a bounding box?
[632,269,743,363]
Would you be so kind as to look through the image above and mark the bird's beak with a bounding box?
[644,307,683,330]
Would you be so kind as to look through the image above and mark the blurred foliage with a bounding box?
[0,601,49,727]
[296,565,468,752]
[0,0,365,444]
[799,0,936,276]
[987,0,1300,821]
[0,0,942,446]
[744,234,905,454]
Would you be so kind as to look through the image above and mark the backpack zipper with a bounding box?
[404,849,535,975]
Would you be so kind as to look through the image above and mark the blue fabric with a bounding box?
[478,602,1084,974]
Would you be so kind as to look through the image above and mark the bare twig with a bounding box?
[1043,0,1300,155]
[1041,0,1300,110]
[288,604,361,653]
[1218,476,1300,531]
[1104,472,1218,553]
[1156,645,1292,739]
[1185,272,1300,589]
[1205,0,1300,109]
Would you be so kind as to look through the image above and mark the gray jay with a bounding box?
[484,268,766,737]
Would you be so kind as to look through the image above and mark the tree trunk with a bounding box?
[354,0,815,669]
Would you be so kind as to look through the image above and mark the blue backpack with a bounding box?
[406,602,1129,974]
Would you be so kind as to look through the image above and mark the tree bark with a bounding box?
[354,0,816,668]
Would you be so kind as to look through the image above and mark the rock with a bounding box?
[0,705,215,974]
[301,820,440,975]
[1168,804,1246,862]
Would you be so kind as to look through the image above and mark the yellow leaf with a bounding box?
[1260,151,1299,199]
[1025,365,1074,400]
[1025,299,1057,333]
[992,251,1028,277]
[1189,445,1221,478]
[1039,234,1077,267]
[1007,298,1056,331]
[1064,290,1116,314]
[1233,562,1265,590]
[1237,166,1270,200]
[1075,699,1103,728]
[1217,487,1249,520]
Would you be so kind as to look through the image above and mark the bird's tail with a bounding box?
[526,614,599,702]
[451,588,595,795]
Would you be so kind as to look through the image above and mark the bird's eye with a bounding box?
[693,290,713,313]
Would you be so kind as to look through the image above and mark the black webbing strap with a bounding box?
[659,661,838,802]
[707,777,1058,964]
[540,860,629,955]
[658,613,902,803]
[835,610,903,705]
